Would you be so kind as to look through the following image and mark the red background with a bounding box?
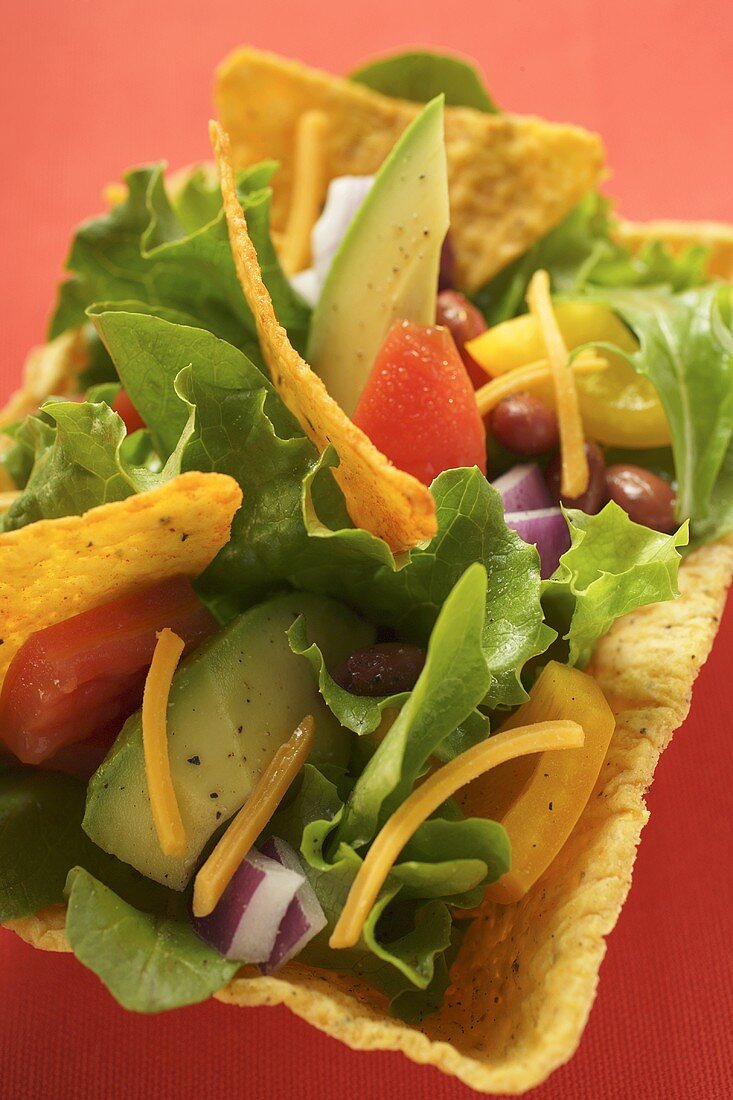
[1,2,732,1097]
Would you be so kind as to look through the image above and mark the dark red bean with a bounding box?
[435,289,488,389]
[488,393,560,456]
[606,464,677,532]
[331,642,426,697]
[545,441,608,514]
[438,234,455,291]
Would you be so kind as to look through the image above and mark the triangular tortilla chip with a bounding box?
[0,328,88,428]
[8,537,733,1093]
[0,472,241,692]
[209,121,436,553]
[615,218,733,280]
[215,48,605,291]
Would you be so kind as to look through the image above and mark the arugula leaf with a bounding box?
[0,768,179,921]
[50,162,309,360]
[543,502,688,667]
[350,50,499,113]
[596,285,733,542]
[65,868,237,1012]
[270,764,507,1019]
[473,193,709,325]
[338,564,490,847]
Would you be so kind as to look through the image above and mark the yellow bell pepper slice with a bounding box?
[462,660,615,904]
[466,300,671,448]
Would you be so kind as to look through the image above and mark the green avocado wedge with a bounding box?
[307,96,449,416]
[83,592,374,890]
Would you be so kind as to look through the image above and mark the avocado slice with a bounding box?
[307,96,449,417]
[83,593,374,890]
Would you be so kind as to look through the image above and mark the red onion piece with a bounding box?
[290,175,375,306]
[193,849,305,963]
[259,837,327,974]
[492,464,553,513]
[503,507,571,579]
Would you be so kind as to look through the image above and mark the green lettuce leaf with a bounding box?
[544,502,688,667]
[0,395,190,534]
[50,162,309,361]
[65,868,237,1012]
[0,767,179,921]
[473,193,709,326]
[596,285,733,543]
[350,50,499,113]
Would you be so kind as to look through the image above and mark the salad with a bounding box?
[1,46,732,1094]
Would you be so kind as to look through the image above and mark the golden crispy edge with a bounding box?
[6,536,732,1093]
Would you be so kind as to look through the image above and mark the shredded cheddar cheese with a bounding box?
[329,719,584,950]
[280,110,329,276]
[142,628,187,857]
[526,270,589,498]
[475,352,607,417]
[192,715,315,918]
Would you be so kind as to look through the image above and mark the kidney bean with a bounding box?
[606,464,677,531]
[438,234,456,291]
[435,289,488,389]
[332,642,426,697]
[488,393,560,456]
[545,441,608,514]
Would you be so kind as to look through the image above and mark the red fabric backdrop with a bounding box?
[1,2,732,1097]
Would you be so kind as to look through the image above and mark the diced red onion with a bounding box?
[193,849,305,963]
[259,837,327,974]
[492,464,553,513]
[290,175,375,307]
[503,507,571,579]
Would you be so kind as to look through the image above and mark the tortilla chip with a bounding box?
[0,328,88,429]
[0,472,241,693]
[9,536,731,1092]
[615,218,733,280]
[209,121,436,553]
[214,48,605,293]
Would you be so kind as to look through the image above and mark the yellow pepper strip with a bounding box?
[193,715,315,918]
[142,628,187,858]
[526,270,589,498]
[280,110,329,276]
[329,719,584,950]
[475,352,607,417]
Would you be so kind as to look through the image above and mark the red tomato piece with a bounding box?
[353,320,487,485]
[113,388,146,434]
[0,576,217,766]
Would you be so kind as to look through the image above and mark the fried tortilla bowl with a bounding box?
[8,536,732,1093]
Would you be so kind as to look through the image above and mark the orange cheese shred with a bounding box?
[192,715,315,918]
[142,627,187,858]
[526,270,589,498]
[475,352,607,417]
[279,110,328,276]
[329,719,584,950]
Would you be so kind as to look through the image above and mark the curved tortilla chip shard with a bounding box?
[209,121,436,553]
[0,471,241,692]
[214,48,605,292]
[614,218,733,280]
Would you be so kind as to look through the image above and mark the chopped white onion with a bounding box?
[193,849,304,963]
[492,464,553,513]
[290,175,375,306]
[503,507,571,579]
[259,836,327,974]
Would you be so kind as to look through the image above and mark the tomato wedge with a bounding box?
[0,576,217,766]
[353,320,487,486]
[113,388,146,434]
